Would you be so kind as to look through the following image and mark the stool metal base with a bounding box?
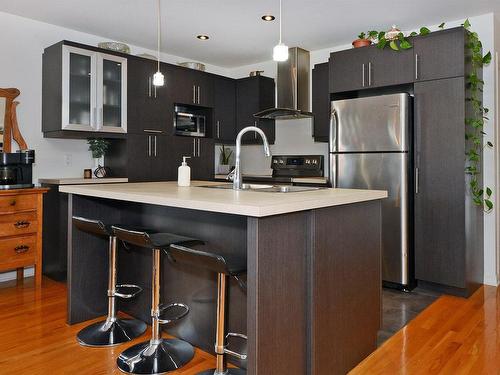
[77,318,147,347]
[117,338,195,374]
[197,369,246,375]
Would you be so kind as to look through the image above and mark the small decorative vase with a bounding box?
[352,39,372,48]
[218,164,231,175]
[92,157,103,178]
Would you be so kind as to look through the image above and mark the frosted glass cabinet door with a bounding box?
[62,46,96,131]
[98,54,127,132]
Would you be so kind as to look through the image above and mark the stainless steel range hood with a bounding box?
[254,47,313,120]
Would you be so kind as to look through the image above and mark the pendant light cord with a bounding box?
[279,0,283,43]
[157,0,161,71]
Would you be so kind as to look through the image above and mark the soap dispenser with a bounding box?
[178,156,191,187]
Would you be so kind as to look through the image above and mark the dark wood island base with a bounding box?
[67,194,381,375]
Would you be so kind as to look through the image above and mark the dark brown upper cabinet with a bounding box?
[213,76,237,143]
[329,27,467,94]
[366,46,414,88]
[329,47,367,93]
[236,76,276,144]
[170,66,214,107]
[312,62,330,142]
[414,27,466,82]
[127,58,172,134]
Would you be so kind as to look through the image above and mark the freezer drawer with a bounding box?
[330,152,410,285]
[330,93,410,153]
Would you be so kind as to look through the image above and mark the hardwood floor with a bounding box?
[351,285,500,374]
[0,277,222,374]
[1,277,499,374]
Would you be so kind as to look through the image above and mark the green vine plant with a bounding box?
[358,21,494,211]
[463,19,493,211]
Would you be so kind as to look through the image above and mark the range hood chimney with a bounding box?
[254,47,313,120]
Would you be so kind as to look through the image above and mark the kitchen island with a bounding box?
[60,181,386,375]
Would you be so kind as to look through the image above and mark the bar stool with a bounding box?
[113,226,202,374]
[72,216,147,347]
[168,243,247,375]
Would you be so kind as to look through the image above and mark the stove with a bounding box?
[241,155,325,185]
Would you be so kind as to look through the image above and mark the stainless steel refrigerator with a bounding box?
[329,93,412,289]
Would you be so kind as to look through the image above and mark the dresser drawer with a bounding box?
[0,235,36,265]
[0,211,38,237]
[0,194,38,212]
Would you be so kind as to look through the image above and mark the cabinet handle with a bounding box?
[415,167,419,194]
[362,64,365,87]
[154,136,157,157]
[154,84,157,99]
[99,107,103,129]
[415,54,419,80]
[197,139,201,157]
[197,86,201,104]
[193,139,196,157]
[148,77,152,98]
[368,62,372,86]
[14,221,30,229]
[143,129,163,134]
[193,85,196,104]
[148,135,152,157]
[9,199,16,206]
[216,121,220,138]
[14,245,29,254]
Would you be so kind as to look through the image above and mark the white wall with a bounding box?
[226,14,499,285]
[0,11,230,182]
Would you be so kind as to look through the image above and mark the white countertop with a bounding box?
[59,181,387,217]
[39,177,128,185]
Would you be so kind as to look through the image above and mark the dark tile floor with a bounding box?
[378,287,441,345]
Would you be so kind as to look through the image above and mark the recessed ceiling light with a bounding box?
[197,35,209,40]
[262,15,275,21]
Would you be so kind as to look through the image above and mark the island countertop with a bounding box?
[59,181,387,217]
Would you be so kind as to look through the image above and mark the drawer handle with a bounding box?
[10,200,16,206]
[14,245,29,254]
[14,221,31,229]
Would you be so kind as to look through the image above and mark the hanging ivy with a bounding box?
[463,19,493,211]
[358,20,494,211]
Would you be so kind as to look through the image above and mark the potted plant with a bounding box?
[87,138,110,177]
[352,32,372,48]
[218,145,233,174]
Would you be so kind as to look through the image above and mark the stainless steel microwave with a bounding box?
[174,105,206,137]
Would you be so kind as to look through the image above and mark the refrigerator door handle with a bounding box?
[329,107,338,153]
[329,154,337,188]
[415,167,419,194]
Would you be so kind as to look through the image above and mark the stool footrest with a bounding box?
[224,332,248,360]
[157,302,190,325]
[113,284,143,299]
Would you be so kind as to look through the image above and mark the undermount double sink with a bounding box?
[199,183,325,193]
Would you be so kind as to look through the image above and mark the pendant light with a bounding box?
[153,0,164,86]
[273,0,288,61]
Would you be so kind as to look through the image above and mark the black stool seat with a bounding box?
[169,243,246,276]
[73,216,155,239]
[112,225,200,249]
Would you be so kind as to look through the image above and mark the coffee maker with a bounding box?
[0,150,35,189]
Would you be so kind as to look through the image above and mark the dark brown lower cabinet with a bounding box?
[414,77,483,296]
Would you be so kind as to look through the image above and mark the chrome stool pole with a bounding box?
[114,226,200,374]
[198,273,246,375]
[74,217,147,347]
[166,243,247,375]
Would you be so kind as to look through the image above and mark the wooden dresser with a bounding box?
[0,188,48,285]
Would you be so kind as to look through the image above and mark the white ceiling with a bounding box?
[0,0,499,68]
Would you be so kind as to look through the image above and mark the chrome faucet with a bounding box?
[230,126,271,190]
